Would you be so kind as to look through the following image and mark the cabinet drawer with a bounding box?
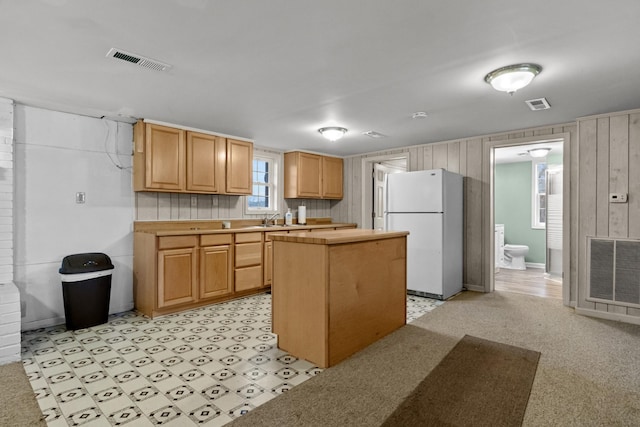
[158,235,198,250]
[235,242,262,267]
[235,265,263,292]
[235,232,262,243]
[201,234,233,246]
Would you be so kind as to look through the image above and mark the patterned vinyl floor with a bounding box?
[22,293,443,426]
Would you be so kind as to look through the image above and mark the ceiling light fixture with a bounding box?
[411,112,428,119]
[528,147,551,158]
[318,127,347,142]
[484,63,542,94]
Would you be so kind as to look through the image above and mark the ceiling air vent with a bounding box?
[362,131,387,139]
[525,97,551,111]
[106,48,172,72]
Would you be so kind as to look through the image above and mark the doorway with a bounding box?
[361,154,408,229]
[493,140,563,299]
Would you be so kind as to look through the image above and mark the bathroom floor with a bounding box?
[495,267,562,299]
[22,293,443,426]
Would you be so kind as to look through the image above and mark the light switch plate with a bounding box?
[609,193,627,203]
[76,192,86,204]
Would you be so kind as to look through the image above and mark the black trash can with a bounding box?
[59,253,114,330]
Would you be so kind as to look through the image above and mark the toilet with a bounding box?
[502,244,529,270]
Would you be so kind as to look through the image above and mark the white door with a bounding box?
[387,213,443,295]
[373,163,402,230]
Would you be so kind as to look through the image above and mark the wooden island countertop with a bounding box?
[269,228,408,245]
[272,228,409,368]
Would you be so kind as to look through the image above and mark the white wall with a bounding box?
[14,105,135,330]
[0,97,21,364]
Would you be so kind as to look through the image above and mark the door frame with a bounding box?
[484,134,572,306]
[360,153,410,229]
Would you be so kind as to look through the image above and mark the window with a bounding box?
[532,159,547,229]
[246,154,278,214]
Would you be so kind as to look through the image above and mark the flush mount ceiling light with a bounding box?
[318,127,348,142]
[528,147,551,158]
[484,63,542,94]
[411,112,428,119]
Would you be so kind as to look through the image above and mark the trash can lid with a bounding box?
[59,252,114,274]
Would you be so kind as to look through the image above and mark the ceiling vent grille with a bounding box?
[106,48,172,72]
[525,97,551,111]
[362,130,387,138]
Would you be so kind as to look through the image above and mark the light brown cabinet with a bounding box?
[263,241,273,286]
[200,234,234,299]
[234,232,264,292]
[272,229,408,368]
[134,232,237,318]
[134,121,253,195]
[142,124,186,191]
[187,132,225,193]
[133,224,356,318]
[157,236,198,308]
[284,151,343,199]
[322,155,344,199]
[225,139,253,194]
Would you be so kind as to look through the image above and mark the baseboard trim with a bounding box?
[575,307,640,326]
[21,303,135,332]
[525,262,545,269]
[464,284,485,292]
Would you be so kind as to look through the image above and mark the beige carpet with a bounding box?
[230,291,640,426]
[0,362,46,427]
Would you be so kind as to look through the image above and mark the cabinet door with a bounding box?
[157,247,197,308]
[187,132,225,193]
[145,124,186,190]
[200,245,233,299]
[226,139,253,194]
[264,241,272,286]
[297,152,322,197]
[322,156,343,199]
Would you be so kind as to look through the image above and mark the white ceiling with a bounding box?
[2,1,640,156]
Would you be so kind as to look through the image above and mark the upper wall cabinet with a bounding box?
[186,131,225,193]
[134,121,253,195]
[284,151,343,199]
[225,139,253,195]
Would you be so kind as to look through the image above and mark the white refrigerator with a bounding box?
[385,169,463,299]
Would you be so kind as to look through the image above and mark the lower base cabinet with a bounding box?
[157,247,198,308]
[135,232,263,318]
[133,224,356,318]
[234,233,263,292]
[200,244,233,299]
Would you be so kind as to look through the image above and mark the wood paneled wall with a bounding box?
[333,124,578,300]
[577,109,640,320]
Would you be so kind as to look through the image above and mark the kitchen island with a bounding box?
[271,228,409,368]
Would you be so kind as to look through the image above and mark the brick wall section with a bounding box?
[0,97,19,365]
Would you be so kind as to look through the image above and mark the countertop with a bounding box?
[136,223,357,236]
[269,228,409,245]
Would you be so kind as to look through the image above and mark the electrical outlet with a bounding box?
[191,195,197,207]
[76,192,86,204]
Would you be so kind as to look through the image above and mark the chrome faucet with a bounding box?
[263,212,280,226]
